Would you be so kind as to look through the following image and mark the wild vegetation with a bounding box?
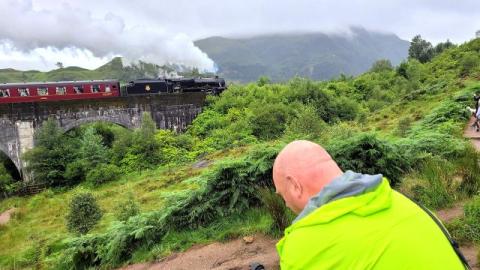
[0,36,480,269]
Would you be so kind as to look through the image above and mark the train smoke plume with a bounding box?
[0,0,215,71]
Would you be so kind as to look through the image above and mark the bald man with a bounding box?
[273,140,467,270]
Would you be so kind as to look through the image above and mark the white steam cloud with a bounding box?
[0,0,215,71]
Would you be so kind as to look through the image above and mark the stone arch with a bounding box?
[0,119,22,174]
[0,143,22,178]
[61,117,135,133]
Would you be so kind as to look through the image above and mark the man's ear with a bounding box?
[286,176,303,198]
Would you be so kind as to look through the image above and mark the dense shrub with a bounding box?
[250,103,291,140]
[396,116,412,137]
[64,159,88,184]
[115,193,140,222]
[66,193,103,235]
[284,104,326,139]
[86,164,121,186]
[23,118,76,186]
[327,133,411,186]
[399,132,467,161]
[0,163,16,198]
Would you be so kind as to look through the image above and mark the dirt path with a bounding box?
[432,116,480,269]
[120,235,279,270]
[0,208,15,225]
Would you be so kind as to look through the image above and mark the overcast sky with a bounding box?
[0,0,479,71]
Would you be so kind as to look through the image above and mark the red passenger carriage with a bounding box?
[0,80,120,104]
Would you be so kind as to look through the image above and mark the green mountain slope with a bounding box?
[0,57,201,83]
[195,27,409,82]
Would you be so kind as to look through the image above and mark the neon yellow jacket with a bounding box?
[276,179,465,270]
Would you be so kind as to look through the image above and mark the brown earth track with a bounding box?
[119,234,279,270]
[433,116,480,269]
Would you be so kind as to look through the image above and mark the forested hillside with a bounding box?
[195,27,410,82]
[0,37,480,269]
[0,57,208,83]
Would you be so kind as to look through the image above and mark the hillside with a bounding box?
[195,27,409,82]
[0,38,480,269]
[0,57,206,84]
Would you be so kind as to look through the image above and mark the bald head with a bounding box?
[273,140,343,213]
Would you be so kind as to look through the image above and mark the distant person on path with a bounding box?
[273,140,467,270]
[473,93,480,131]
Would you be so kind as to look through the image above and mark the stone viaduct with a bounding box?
[0,92,207,179]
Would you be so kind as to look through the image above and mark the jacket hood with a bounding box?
[287,172,392,232]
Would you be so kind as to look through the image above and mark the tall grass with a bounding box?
[258,188,295,237]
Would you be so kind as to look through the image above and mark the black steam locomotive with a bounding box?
[123,77,227,96]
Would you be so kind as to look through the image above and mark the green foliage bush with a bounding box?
[66,193,103,235]
[396,116,412,137]
[327,133,411,186]
[250,103,291,140]
[370,59,393,73]
[0,163,16,198]
[115,193,140,222]
[86,164,121,186]
[24,118,76,186]
[79,127,110,168]
[284,104,326,139]
[112,113,162,172]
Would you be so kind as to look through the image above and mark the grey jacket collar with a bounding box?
[293,170,383,223]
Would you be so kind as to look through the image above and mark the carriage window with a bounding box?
[37,87,48,96]
[56,86,66,95]
[0,89,10,97]
[18,88,29,96]
[92,85,100,93]
[105,85,111,92]
[73,85,84,94]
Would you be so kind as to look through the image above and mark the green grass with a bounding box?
[0,163,205,268]
[0,143,255,269]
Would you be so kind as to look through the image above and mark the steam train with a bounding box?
[0,77,227,104]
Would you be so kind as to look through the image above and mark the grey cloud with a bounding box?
[2,0,480,71]
[0,0,215,70]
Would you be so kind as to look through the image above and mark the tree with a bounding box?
[0,163,14,198]
[257,76,271,86]
[56,62,64,69]
[115,193,140,222]
[408,35,434,63]
[369,59,393,73]
[66,193,103,234]
[79,127,109,168]
[434,40,456,55]
[120,113,161,170]
[459,52,480,77]
[24,118,75,186]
